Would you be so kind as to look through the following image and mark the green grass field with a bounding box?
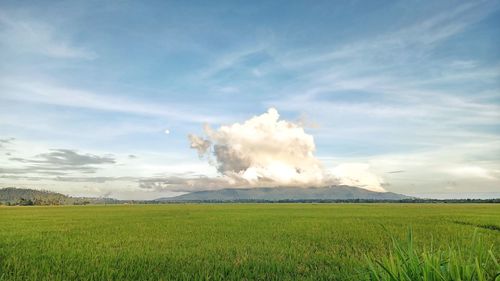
[0,204,499,280]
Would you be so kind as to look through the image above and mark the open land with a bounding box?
[0,204,499,280]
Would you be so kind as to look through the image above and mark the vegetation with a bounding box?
[0,204,498,280]
[0,187,68,205]
[366,229,499,280]
[0,187,118,205]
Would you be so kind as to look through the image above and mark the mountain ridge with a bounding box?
[158,185,412,202]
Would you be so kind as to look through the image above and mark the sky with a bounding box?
[0,0,499,200]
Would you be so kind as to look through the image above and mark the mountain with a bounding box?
[0,187,119,205]
[158,186,411,202]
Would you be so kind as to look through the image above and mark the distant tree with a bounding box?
[18,197,34,206]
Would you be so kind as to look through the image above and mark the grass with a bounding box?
[366,229,499,280]
[0,204,499,280]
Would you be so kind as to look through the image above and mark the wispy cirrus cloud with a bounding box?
[278,1,499,69]
[0,78,230,124]
[0,12,96,59]
[260,1,500,137]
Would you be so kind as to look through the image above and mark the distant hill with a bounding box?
[0,187,118,205]
[158,186,412,202]
[0,187,69,205]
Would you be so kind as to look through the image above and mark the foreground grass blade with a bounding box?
[366,229,499,281]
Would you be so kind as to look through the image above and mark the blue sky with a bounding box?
[0,0,499,199]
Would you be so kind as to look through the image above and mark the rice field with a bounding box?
[0,204,499,280]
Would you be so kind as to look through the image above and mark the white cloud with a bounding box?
[445,166,497,180]
[329,163,386,192]
[189,108,325,187]
[320,140,500,196]
[188,108,388,192]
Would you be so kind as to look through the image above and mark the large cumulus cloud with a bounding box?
[187,108,386,192]
[189,108,324,187]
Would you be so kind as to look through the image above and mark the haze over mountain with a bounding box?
[159,186,411,202]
